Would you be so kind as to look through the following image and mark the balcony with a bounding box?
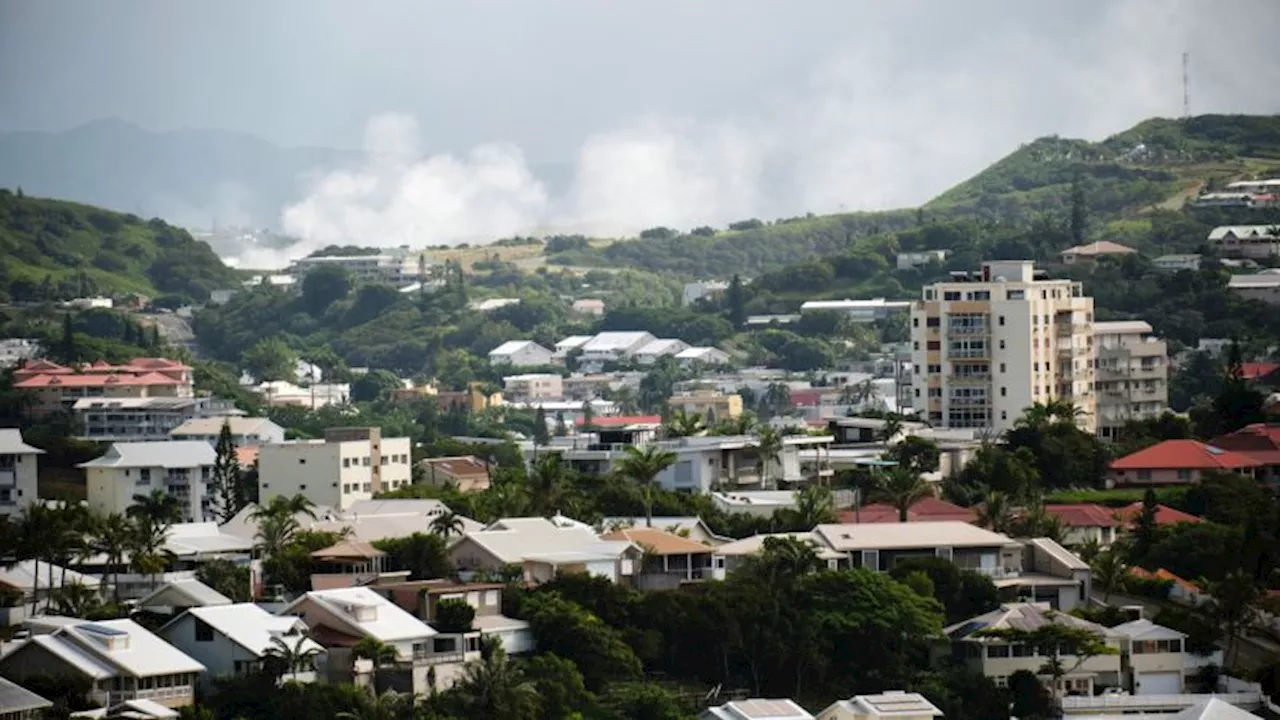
[949,373,991,382]
[948,325,990,336]
[948,349,990,360]
[801,461,834,477]
[108,685,194,705]
[412,648,465,666]
[1060,693,1262,713]
[721,466,761,485]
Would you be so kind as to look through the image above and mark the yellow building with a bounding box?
[668,390,743,423]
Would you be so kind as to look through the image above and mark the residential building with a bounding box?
[1093,320,1169,440]
[418,456,492,493]
[746,314,800,327]
[0,677,52,719]
[675,346,732,367]
[282,587,441,694]
[711,532,847,578]
[0,617,205,709]
[800,298,911,322]
[634,338,690,365]
[1059,240,1137,265]
[897,250,949,270]
[599,527,715,589]
[683,280,729,307]
[1153,254,1203,272]
[257,427,412,510]
[501,373,563,402]
[159,604,323,688]
[449,517,640,584]
[1043,504,1122,546]
[1108,439,1264,487]
[599,516,730,546]
[817,691,943,719]
[668,389,744,422]
[433,382,501,413]
[472,297,520,312]
[251,380,350,409]
[561,373,616,400]
[222,499,481,549]
[552,335,593,362]
[0,430,42,519]
[837,497,975,524]
[1131,567,1210,607]
[0,562,101,622]
[579,332,657,364]
[169,416,285,446]
[1208,225,1280,259]
[487,340,554,367]
[14,358,194,418]
[571,298,605,316]
[81,441,217,522]
[1228,271,1280,305]
[1115,503,1204,527]
[702,699,814,720]
[74,397,243,443]
[909,260,1097,434]
[136,579,233,616]
[0,338,41,368]
[942,603,1121,694]
[1110,619,1207,695]
[1207,423,1280,484]
[372,579,534,656]
[290,253,416,287]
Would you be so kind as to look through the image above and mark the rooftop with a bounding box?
[826,691,944,718]
[703,698,815,720]
[0,428,43,455]
[838,497,976,524]
[635,338,687,356]
[581,331,655,352]
[287,587,435,643]
[33,617,206,679]
[1061,240,1138,256]
[599,527,714,556]
[0,560,100,591]
[713,532,845,561]
[168,604,321,658]
[1110,618,1187,641]
[170,416,279,437]
[0,677,52,715]
[1208,225,1280,240]
[1093,320,1155,336]
[814,521,1017,552]
[461,517,634,564]
[488,340,548,357]
[137,578,233,609]
[1045,503,1124,528]
[1169,698,1263,720]
[1110,439,1264,471]
[78,441,216,470]
[1115,503,1203,526]
[944,602,1113,640]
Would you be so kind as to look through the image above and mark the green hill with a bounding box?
[0,189,238,302]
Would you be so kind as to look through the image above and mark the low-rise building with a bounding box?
[668,389,744,422]
[1044,504,1123,547]
[1108,439,1264,487]
[817,691,943,719]
[487,340,554,368]
[633,339,690,365]
[897,250,949,271]
[14,358,194,418]
[418,456,492,493]
[169,416,285,446]
[683,280,729,307]
[579,332,657,364]
[0,338,41,368]
[257,427,412,510]
[472,297,521,312]
[599,516,730,546]
[1110,618,1207,695]
[552,335,593,362]
[290,252,417,287]
[571,298,605,316]
[1207,423,1280,484]
[221,499,481,548]
[136,579,233,616]
[836,497,975,524]
[1228,271,1280,305]
[74,397,243,443]
[1153,254,1202,272]
[81,441,217,522]
[449,517,640,584]
[0,676,52,718]
[0,429,43,519]
[159,604,323,688]
[1060,240,1137,265]
[501,373,563,402]
[1209,225,1280,259]
[599,527,715,590]
[372,579,534,657]
[674,346,732,367]
[702,699,814,720]
[800,298,911,322]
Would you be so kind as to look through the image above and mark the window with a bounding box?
[381,456,388,466]
[1001,410,1008,421]
[924,289,936,300]
[927,341,941,351]
[363,457,371,467]
[1008,289,1025,300]
[363,483,371,492]
[987,644,1011,658]
[913,317,919,328]
[138,468,151,485]
[926,316,940,327]
[195,618,214,642]
[343,484,351,494]
[914,341,920,350]
[928,387,942,398]
[1176,469,1191,481]
[973,290,991,300]
[1012,643,1035,657]
[299,484,307,490]
[1000,387,1007,397]
[944,291,961,301]
[1137,469,1152,481]
[999,339,1006,349]
[914,388,921,398]
[343,458,351,468]
[298,458,306,465]
[999,363,1006,373]
[927,364,941,374]
[998,315,1005,326]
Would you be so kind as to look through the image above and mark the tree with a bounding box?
[1206,570,1261,666]
[726,273,747,330]
[955,444,1040,499]
[762,382,791,417]
[527,454,569,517]
[429,511,465,539]
[60,312,76,363]
[1130,488,1160,563]
[264,633,322,682]
[975,491,1014,534]
[980,620,1117,702]
[523,653,592,720]
[195,558,252,602]
[663,408,705,439]
[301,264,352,315]
[878,414,905,443]
[522,593,643,691]
[615,445,678,527]
[870,467,932,522]
[1091,548,1128,603]
[790,485,836,527]
[580,400,595,430]
[888,556,1000,624]
[532,407,550,445]
[208,419,244,523]
[351,636,399,692]
[1070,169,1089,246]
[243,338,298,383]
[886,434,940,475]
[434,598,476,633]
[752,426,783,489]
[446,637,539,720]
[90,512,135,603]
[351,369,401,403]
[128,488,184,529]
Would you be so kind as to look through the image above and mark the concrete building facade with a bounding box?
[258,427,412,510]
[0,430,43,519]
[1093,321,1169,440]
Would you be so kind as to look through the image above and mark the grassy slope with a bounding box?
[0,190,239,300]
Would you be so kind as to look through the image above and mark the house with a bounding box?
[1110,618,1214,695]
[1167,698,1264,719]
[668,389,743,422]
[702,699,815,720]
[257,427,412,510]
[471,297,520,312]
[418,456,492,493]
[599,527,715,589]
[70,699,180,719]
[837,497,976,524]
[1108,439,1264,487]
[136,579,233,615]
[1208,225,1280,259]
[74,397,243,443]
[0,429,43,519]
[1153,254,1203,272]
[633,338,690,365]
[1044,504,1123,547]
[0,561,102,617]
[816,691,943,719]
[1060,240,1138,265]
[1208,423,1280,484]
[158,604,323,688]
[13,358,194,418]
[552,335,593,362]
[1115,503,1204,527]
[290,252,415,287]
[897,250,949,271]
[571,298,605,316]
[0,617,205,709]
[1228,271,1280,305]
[799,298,911,322]
[486,340,554,368]
[675,346,732,368]
[169,416,285,446]
[599,516,730,546]
[501,373,564,402]
[711,532,848,579]
[942,603,1121,694]
[310,539,388,589]
[372,579,534,656]
[579,332,657,364]
[448,517,640,584]
[0,338,41,368]
[221,499,482,547]
[282,587,442,694]
[250,380,350,410]
[80,441,217,522]
[682,280,729,307]
[1130,568,1209,607]
[0,677,52,719]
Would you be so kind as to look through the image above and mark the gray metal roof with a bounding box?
[78,441,216,469]
[0,428,43,455]
[0,676,53,714]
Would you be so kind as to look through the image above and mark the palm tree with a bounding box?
[352,636,400,693]
[128,489,184,530]
[870,467,932,522]
[429,510,466,539]
[49,505,92,612]
[752,426,783,490]
[128,519,176,592]
[713,410,758,436]
[615,445,678,527]
[792,485,836,527]
[526,454,568,516]
[762,382,791,418]
[1015,403,1055,431]
[1014,501,1066,542]
[976,491,1013,534]
[17,504,58,615]
[251,494,318,559]
[265,633,323,682]
[1207,570,1262,666]
[90,513,133,604]
[878,413,904,443]
[52,581,102,617]
[1091,549,1128,603]
[664,408,706,439]
[449,637,538,720]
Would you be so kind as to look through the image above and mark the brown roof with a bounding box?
[600,527,713,555]
[420,455,489,478]
[374,579,505,595]
[311,539,387,561]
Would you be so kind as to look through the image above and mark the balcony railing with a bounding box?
[1061,692,1261,712]
[950,373,991,382]
[948,325,990,335]
[110,685,194,705]
[412,649,465,665]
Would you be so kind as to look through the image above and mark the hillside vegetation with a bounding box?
[0,189,238,302]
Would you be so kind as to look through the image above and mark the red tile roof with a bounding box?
[421,455,490,478]
[14,371,184,388]
[1241,362,1280,381]
[577,414,662,428]
[1209,424,1280,466]
[1116,502,1203,526]
[1131,567,1201,592]
[1109,439,1264,471]
[838,496,977,524]
[788,390,823,407]
[1045,504,1123,528]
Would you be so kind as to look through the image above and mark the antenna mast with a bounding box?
[1182,52,1190,118]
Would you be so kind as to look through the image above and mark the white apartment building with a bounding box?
[290,252,419,287]
[0,338,41,368]
[633,338,690,364]
[81,441,218,522]
[1152,254,1202,272]
[1093,321,1169,441]
[487,340,555,367]
[0,429,43,519]
[170,416,286,446]
[683,280,729,307]
[909,260,1096,434]
[257,427,411,510]
[74,396,243,443]
[501,373,564,402]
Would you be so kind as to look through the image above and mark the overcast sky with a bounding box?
[3,1,1280,245]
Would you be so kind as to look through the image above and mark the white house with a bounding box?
[169,416,285,446]
[552,335,593,361]
[487,340,554,367]
[0,617,205,710]
[159,603,324,688]
[633,339,690,365]
[80,441,217,522]
[1228,271,1280,305]
[137,579,233,616]
[448,517,639,584]
[0,429,43,519]
[1153,254,1202,272]
[702,699,814,720]
[896,250,949,270]
[0,338,41,368]
[571,298,605,316]
[799,298,911,322]
[1110,618,1221,696]
[817,691,943,719]
[675,346,732,367]
[579,332,657,364]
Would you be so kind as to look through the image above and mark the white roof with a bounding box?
[675,346,728,360]
[31,618,206,678]
[137,578,232,609]
[71,698,179,719]
[1170,698,1263,720]
[800,298,910,311]
[555,335,593,351]
[170,416,279,437]
[460,517,634,564]
[581,331,655,352]
[1110,618,1187,641]
[712,490,796,507]
[220,500,482,544]
[703,699,814,720]
[164,522,255,557]
[814,521,1017,552]
[78,441,216,469]
[635,338,688,356]
[944,602,1115,639]
[488,340,548,357]
[714,532,844,561]
[470,614,531,633]
[0,560,100,591]
[1208,225,1279,240]
[824,691,943,718]
[0,429,43,454]
[1229,273,1280,289]
[174,604,322,658]
[474,298,520,311]
[1093,320,1153,336]
[285,587,435,644]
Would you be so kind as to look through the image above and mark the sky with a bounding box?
[3,0,1280,250]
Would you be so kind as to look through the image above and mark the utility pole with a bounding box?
[1182,52,1190,119]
